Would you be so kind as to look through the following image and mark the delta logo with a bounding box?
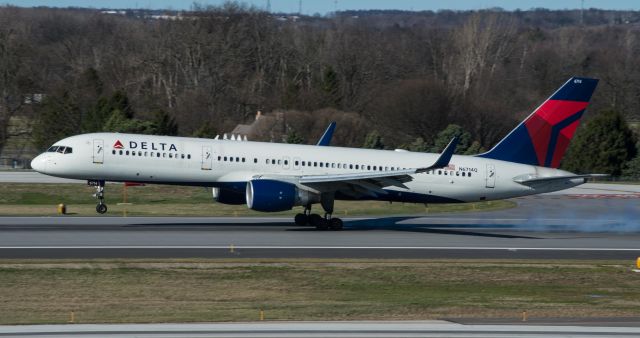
[113,139,178,152]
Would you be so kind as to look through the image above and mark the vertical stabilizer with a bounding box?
[478,77,598,168]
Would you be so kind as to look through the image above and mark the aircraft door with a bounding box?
[93,139,104,164]
[485,164,496,188]
[201,145,212,170]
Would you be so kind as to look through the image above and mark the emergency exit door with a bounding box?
[93,139,104,164]
[201,146,213,170]
[485,164,496,188]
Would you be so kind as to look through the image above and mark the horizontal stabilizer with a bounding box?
[513,173,608,185]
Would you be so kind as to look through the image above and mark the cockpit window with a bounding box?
[47,145,73,154]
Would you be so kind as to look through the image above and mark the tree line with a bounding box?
[1,4,640,176]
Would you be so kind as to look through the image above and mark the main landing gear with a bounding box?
[293,194,343,231]
[89,180,108,214]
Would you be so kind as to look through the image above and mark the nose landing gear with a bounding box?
[89,180,108,214]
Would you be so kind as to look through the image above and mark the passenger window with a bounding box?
[314,162,318,167]
[319,162,323,168]
[265,159,269,164]
[112,150,116,155]
[242,158,246,162]
[332,163,335,168]
[295,160,299,166]
[218,156,222,161]
[126,150,130,155]
[438,170,442,175]
[230,157,234,162]
[468,173,472,177]
[272,159,276,165]
[236,157,240,162]
[138,151,142,156]
[133,152,136,156]
[188,154,191,159]
[254,158,257,163]
[277,159,281,165]
[284,160,288,165]
[168,153,172,158]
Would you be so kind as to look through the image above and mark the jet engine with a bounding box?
[246,179,319,212]
[212,187,246,205]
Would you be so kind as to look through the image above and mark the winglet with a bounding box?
[417,136,458,173]
[316,121,336,146]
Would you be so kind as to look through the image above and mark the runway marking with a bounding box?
[1,246,640,251]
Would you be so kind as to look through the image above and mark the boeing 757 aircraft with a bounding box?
[31,77,601,230]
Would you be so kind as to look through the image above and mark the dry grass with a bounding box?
[0,259,638,324]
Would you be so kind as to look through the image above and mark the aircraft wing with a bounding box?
[257,137,458,198]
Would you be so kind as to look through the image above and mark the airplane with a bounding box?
[31,77,602,230]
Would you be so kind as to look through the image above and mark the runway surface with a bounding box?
[2,321,640,337]
[0,195,638,259]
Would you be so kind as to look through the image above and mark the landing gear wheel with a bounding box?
[294,213,308,226]
[329,218,343,231]
[96,204,107,214]
[309,214,327,230]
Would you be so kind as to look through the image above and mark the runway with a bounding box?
[0,195,639,259]
[2,321,640,337]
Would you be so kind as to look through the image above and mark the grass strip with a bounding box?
[0,259,638,324]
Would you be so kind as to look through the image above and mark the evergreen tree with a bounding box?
[193,123,218,139]
[562,110,637,176]
[102,110,155,134]
[32,92,81,150]
[363,130,385,149]
[322,66,341,108]
[152,110,178,136]
[285,129,306,144]
[83,90,134,133]
[431,124,472,153]
[622,156,640,179]
[404,137,429,152]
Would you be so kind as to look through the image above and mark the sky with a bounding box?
[5,0,640,14]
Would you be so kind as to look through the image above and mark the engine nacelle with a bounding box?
[246,179,319,212]
[212,187,246,205]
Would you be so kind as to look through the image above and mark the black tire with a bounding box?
[96,204,107,214]
[294,213,308,226]
[329,218,343,231]
[309,214,328,230]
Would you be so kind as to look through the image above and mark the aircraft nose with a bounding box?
[30,154,46,173]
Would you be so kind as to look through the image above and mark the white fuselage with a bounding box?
[31,133,584,204]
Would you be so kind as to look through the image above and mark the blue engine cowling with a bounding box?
[212,187,246,205]
[246,179,318,212]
